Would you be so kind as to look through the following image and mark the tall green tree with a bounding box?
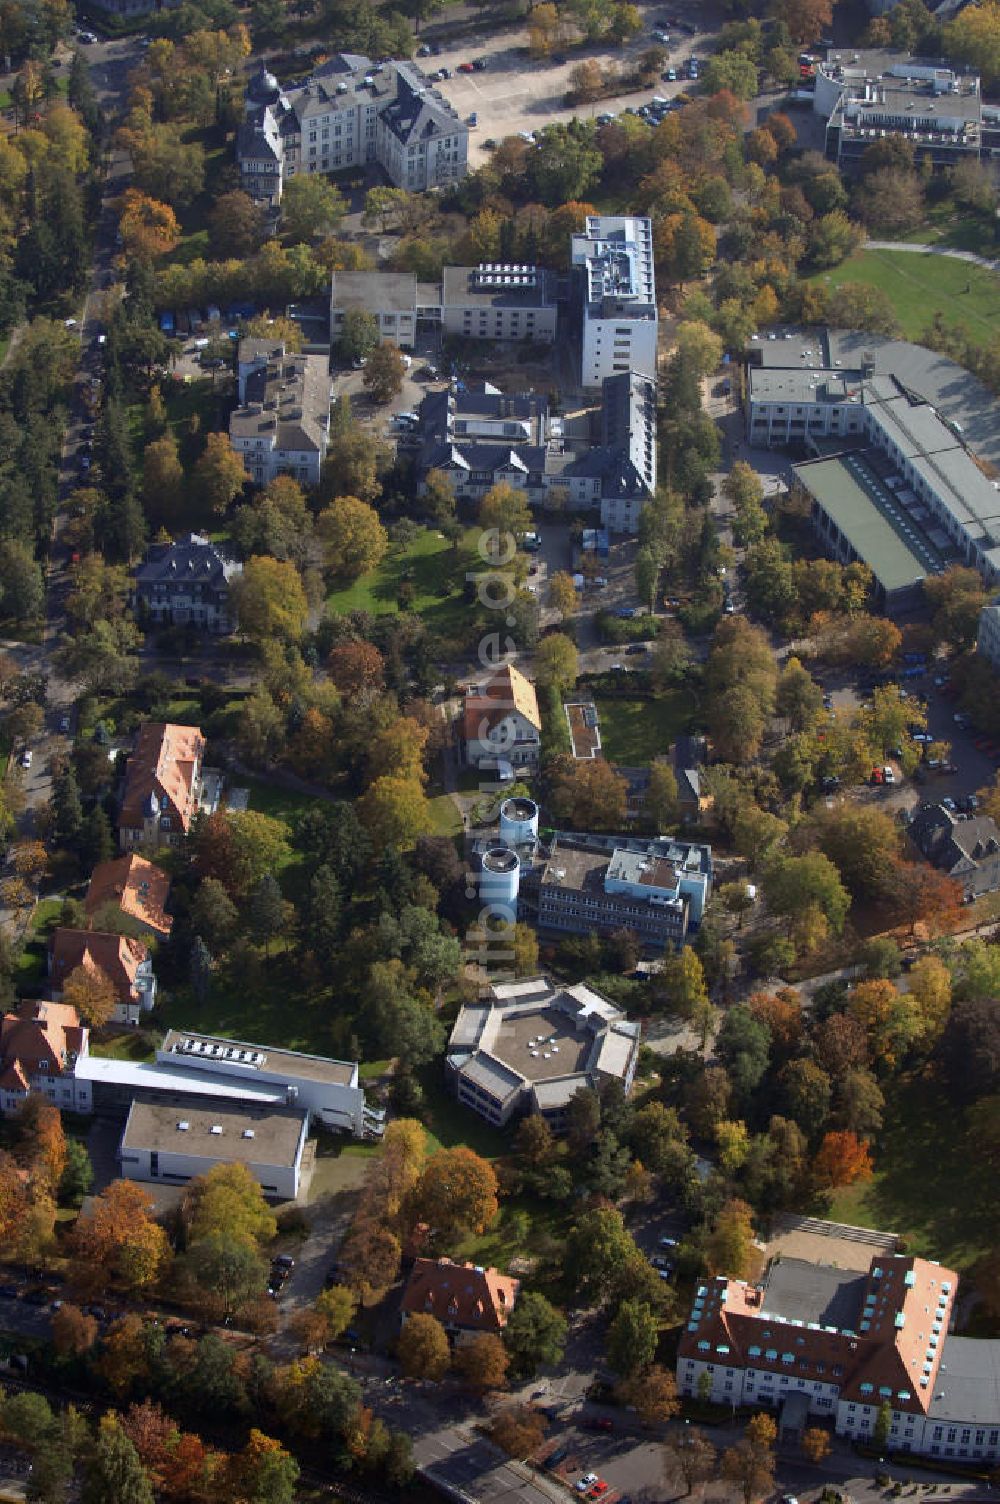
[82,1416,153,1504]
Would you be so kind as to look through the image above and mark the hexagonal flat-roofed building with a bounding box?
[446,976,640,1131]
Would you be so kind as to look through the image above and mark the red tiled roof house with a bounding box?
[676,1253,1000,1464]
[0,1000,90,1116]
[462,665,541,772]
[119,722,206,851]
[400,1258,520,1346]
[49,928,156,1027]
[85,854,172,940]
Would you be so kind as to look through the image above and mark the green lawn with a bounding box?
[162,956,340,1056]
[900,199,1000,258]
[826,1071,992,1274]
[417,1067,507,1160]
[16,896,64,983]
[326,527,477,637]
[454,1194,570,1271]
[594,689,696,765]
[239,774,332,831]
[425,792,462,838]
[810,248,1000,350]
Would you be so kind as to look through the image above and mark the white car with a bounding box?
[883,766,896,785]
[19,749,32,769]
[576,1476,599,1494]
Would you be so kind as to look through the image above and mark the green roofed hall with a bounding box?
[793,453,943,613]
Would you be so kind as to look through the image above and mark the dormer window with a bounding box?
[37,1060,48,1072]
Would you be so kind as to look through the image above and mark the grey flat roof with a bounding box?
[828,331,1000,469]
[928,1335,1000,1425]
[489,1005,590,1083]
[160,1030,356,1086]
[761,1258,867,1329]
[793,455,933,594]
[121,1099,307,1167]
[332,271,417,314]
[441,265,555,311]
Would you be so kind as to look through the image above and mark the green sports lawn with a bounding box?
[810,247,1000,350]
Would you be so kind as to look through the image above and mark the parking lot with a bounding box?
[424,5,713,167]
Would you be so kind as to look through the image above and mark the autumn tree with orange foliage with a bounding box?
[490,1404,546,1459]
[338,1217,402,1300]
[397,1312,451,1381]
[14,1094,66,1194]
[409,1146,499,1239]
[454,1333,510,1391]
[71,1179,171,1296]
[801,1426,832,1464]
[888,861,963,937]
[51,1302,98,1359]
[223,1429,299,1503]
[95,1313,156,1398]
[366,716,429,785]
[327,640,385,698]
[62,961,118,1028]
[812,1130,874,1190]
[118,188,181,259]
[747,988,803,1059]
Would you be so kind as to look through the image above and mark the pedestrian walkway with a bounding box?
[864,239,1000,274]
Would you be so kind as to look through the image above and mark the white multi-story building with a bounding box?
[446,977,640,1130]
[571,216,657,387]
[417,371,657,533]
[678,1253,1000,1465]
[236,55,468,206]
[230,342,331,488]
[0,1008,385,1144]
[747,328,1000,609]
[811,49,996,169]
[118,1100,310,1200]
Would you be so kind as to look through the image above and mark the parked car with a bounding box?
[458,61,475,72]
[576,1475,599,1494]
[883,766,896,785]
[472,56,487,69]
[625,643,646,655]
[19,749,32,769]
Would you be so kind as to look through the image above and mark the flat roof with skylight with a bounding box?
[486,1005,591,1083]
[121,1099,307,1167]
